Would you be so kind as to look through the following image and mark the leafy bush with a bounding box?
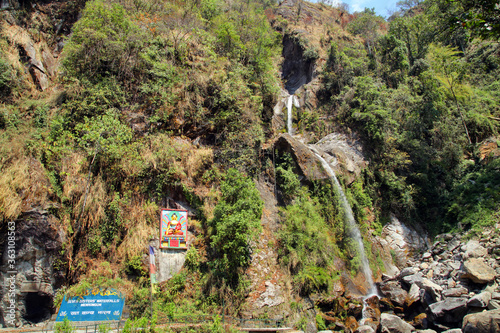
[74,109,133,160]
[209,168,263,285]
[124,255,147,277]
[184,247,201,272]
[63,79,127,123]
[279,188,336,294]
[54,317,75,333]
[0,55,13,97]
[316,313,327,331]
[275,153,300,202]
[63,0,146,84]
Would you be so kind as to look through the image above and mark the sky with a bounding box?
[310,0,400,18]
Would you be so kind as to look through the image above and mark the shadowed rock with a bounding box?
[462,309,500,333]
[428,297,468,325]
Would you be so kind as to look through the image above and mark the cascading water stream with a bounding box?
[286,95,293,135]
[310,148,378,324]
[285,94,299,135]
[312,150,376,293]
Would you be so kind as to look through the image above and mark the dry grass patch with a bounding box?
[61,151,87,203]
[74,174,108,229]
[0,130,53,221]
[117,199,158,259]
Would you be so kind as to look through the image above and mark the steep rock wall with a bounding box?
[0,209,65,327]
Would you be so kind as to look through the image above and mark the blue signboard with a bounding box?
[56,288,125,322]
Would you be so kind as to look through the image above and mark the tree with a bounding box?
[347,8,387,55]
[389,11,436,66]
[378,34,410,87]
[426,43,472,144]
[63,0,146,85]
[209,168,263,285]
[449,0,500,39]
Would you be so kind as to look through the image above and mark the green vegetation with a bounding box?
[1,0,499,327]
[209,168,263,285]
[319,0,500,234]
[54,317,75,333]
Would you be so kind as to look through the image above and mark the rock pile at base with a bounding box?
[376,228,500,333]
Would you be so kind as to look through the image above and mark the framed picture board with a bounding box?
[159,209,188,249]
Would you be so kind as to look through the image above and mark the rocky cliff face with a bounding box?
[0,0,79,328]
[1,0,81,92]
[0,209,65,328]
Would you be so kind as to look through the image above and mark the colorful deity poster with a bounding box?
[160,209,188,249]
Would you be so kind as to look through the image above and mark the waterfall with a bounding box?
[286,94,300,135]
[286,95,293,135]
[311,148,377,296]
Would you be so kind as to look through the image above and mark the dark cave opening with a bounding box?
[24,292,53,323]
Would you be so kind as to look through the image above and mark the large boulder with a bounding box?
[462,258,496,284]
[311,133,367,184]
[416,278,443,302]
[428,297,468,325]
[381,215,429,268]
[379,313,413,333]
[20,40,49,91]
[380,281,408,308]
[274,134,329,182]
[462,309,500,333]
[464,240,488,259]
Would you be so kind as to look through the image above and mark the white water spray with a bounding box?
[286,95,293,135]
[286,94,299,135]
[311,148,377,296]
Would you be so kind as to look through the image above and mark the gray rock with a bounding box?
[381,215,429,268]
[447,240,461,252]
[467,291,492,308]
[275,134,330,182]
[441,329,462,333]
[428,297,468,324]
[355,326,375,333]
[462,309,500,333]
[311,132,368,185]
[449,261,462,270]
[20,40,49,91]
[380,313,413,333]
[408,283,420,303]
[402,273,424,286]
[41,49,58,77]
[442,287,468,298]
[400,267,418,278]
[415,278,443,302]
[488,300,500,310]
[1,209,64,327]
[436,233,454,241]
[462,258,496,284]
[380,281,408,307]
[464,240,488,259]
